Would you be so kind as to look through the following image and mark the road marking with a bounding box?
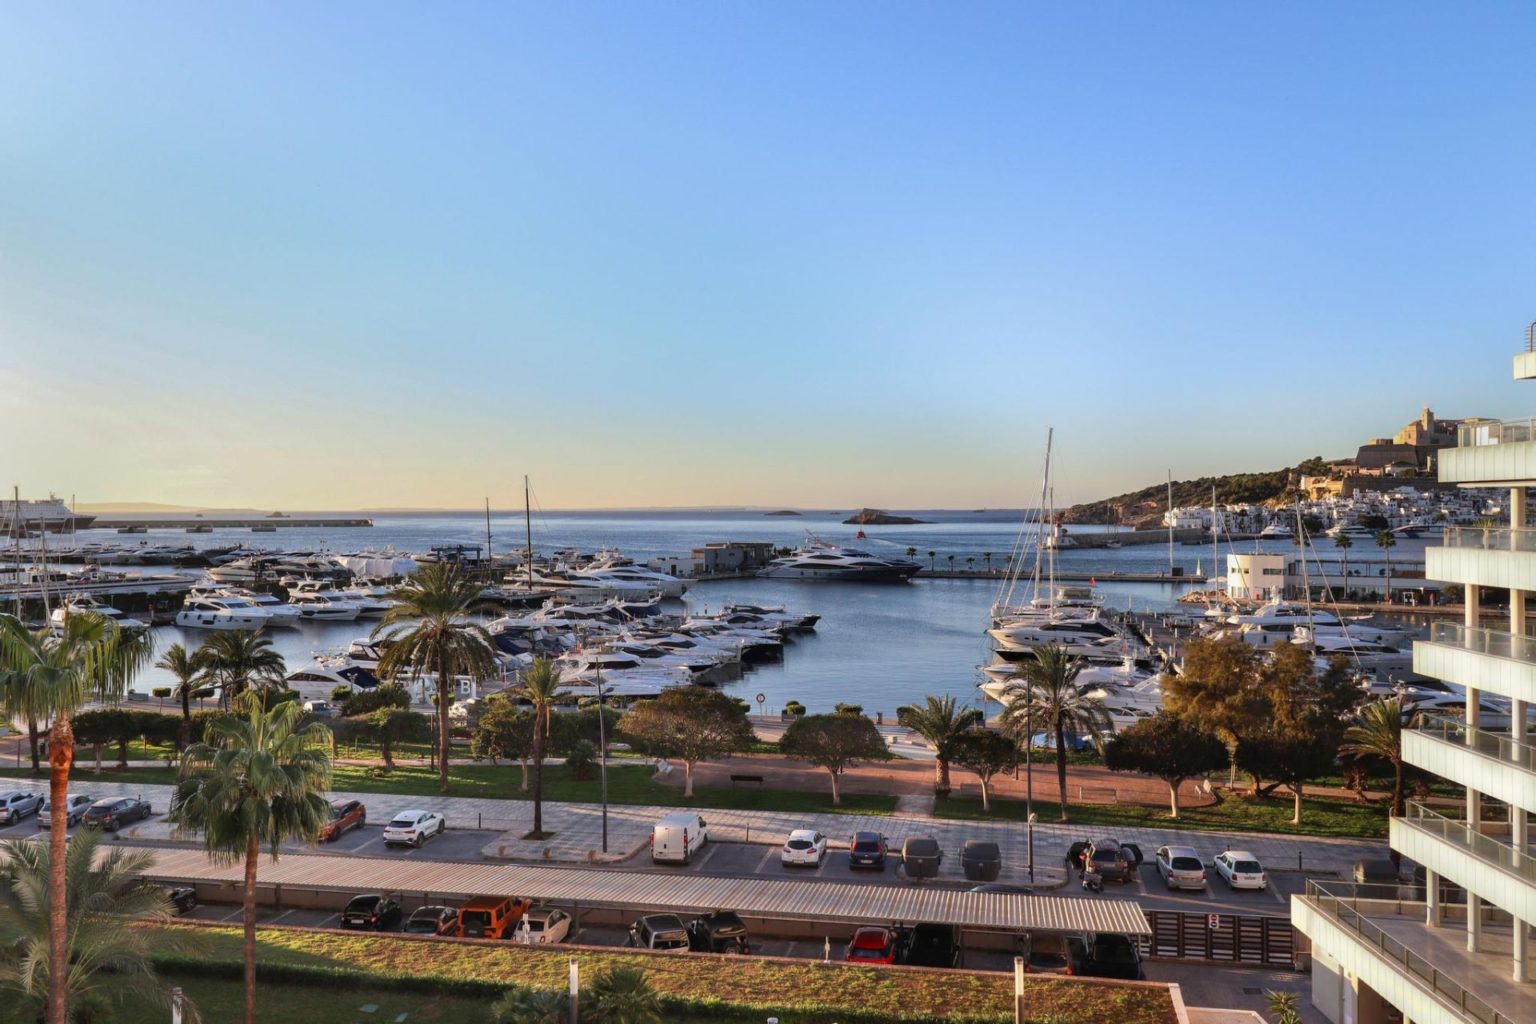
[1270,886,1288,907]
[690,845,719,871]
[269,909,295,925]
[753,846,777,874]
[221,906,244,923]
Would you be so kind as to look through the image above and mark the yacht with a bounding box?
[1224,601,1341,628]
[988,617,1121,649]
[1258,522,1294,539]
[47,598,148,633]
[229,589,301,627]
[1324,523,1379,541]
[580,555,689,598]
[289,579,392,617]
[756,541,921,582]
[174,595,273,631]
[287,591,363,621]
[720,603,820,632]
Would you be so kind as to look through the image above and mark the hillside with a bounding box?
[1062,457,1329,526]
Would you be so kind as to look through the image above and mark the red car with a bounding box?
[845,926,903,965]
[319,799,366,842]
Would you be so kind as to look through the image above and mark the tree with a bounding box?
[618,687,755,798]
[586,965,663,1024]
[950,730,1017,811]
[1163,636,1266,781]
[0,611,152,1024]
[473,698,537,789]
[999,645,1110,822]
[515,658,564,836]
[201,630,287,708]
[983,551,993,572]
[1375,529,1396,603]
[339,682,411,718]
[779,713,886,806]
[905,547,918,561]
[1103,712,1229,817]
[1241,645,1356,823]
[374,563,499,794]
[171,692,332,1024]
[70,709,119,774]
[1332,532,1353,597]
[927,550,936,571]
[1236,731,1340,826]
[946,554,955,572]
[361,707,432,769]
[0,827,197,1023]
[1340,697,1412,818]
[156,642,212,751]
[490,986,567,1024]
[897,695,982,795]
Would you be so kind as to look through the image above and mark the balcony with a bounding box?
[1414,623,1536,704]
[1391,803,1536,924]
[1406,724,1536,811]
[1443,419,1536,485]
[1428,526,1536,593]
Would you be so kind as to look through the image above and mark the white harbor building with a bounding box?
[1292,343,1536,1024]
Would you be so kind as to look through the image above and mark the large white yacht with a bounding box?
[756,541,921,582]
[580,553,689,598]
[287,591,363,621]
[174,595,273,631]
[1224,600,1341,628]
[47,598,149,633]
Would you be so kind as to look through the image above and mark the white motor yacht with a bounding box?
[229,589,302,627]
[721,603,820,632]
[287,591,363,621]
[1258,522,1294,539]
[48,598,149,633]
[1224,601,1341,628]
[756,541,921,582]
[579,557,689,598]
[174,595,273,631]
[988,617,1121,649]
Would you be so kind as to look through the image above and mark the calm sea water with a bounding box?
[115,510,1432,714]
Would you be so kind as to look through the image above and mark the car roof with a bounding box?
[851,926,891,943]
[851,830,882,842]
[461,895,512,909]
[1092,837,1121,845]
[392,809,428,817]
[1162,845,1201,857]
[91,797,127,806]
[411,905,455,914]
[346,893,386,903]
[786,828,819,840]
[639,913,687,930]
[1224,850,1259,859]
[0,791,25,799]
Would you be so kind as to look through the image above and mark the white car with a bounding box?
[38,794,95,829]
[781,828,828,867]
[302,700,337,718]
[516,905,573,945]
[1213,850,1267,891]
[0,791,43,825]
[1155,845,1208,891]
[381,810,446,847]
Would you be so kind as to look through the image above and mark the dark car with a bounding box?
[404,905,460,936]
[627,914,692,952]
[340,894,402,931]
[848,831,887,869]
[687,911,750,954]
[901,923,959,968]
[1076,933,1145,980]
[164,886,197,915]
[961,840,1001,883]
[1083,838,1141,884]
[901,837,943,880]
[82,797,152,831]
[319,799,366,842]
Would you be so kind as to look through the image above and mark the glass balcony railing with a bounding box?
[1459,417,1536,447]
[1401,802,1536,885]
[1415,721,1536,774]
[1441,525,1536,553]
[1303,880,1514,1024]
[1427,622,1536,664]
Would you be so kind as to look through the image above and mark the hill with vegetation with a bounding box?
[1063,457,1330,526]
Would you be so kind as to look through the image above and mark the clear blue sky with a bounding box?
[3,3,1533,509]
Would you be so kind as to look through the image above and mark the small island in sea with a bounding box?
[763,509,802,517]
[842,507,929,525]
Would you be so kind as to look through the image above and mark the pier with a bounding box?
[89,517,373,530]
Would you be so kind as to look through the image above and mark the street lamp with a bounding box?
[596,661,609,854]
[1025,703,1034,882]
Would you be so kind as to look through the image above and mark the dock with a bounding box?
[89,517,373,530]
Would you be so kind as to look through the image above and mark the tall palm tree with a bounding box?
[374,563,499,794]
[1374,530,1397,604]
[927,550,936,572]
[1000,644,1109,822]
[156,641,212,750]
[983,551,993,572]
[516,657,564,837]
[1332,531,1353,597]
[0,612,152,1024]
[898,694,982,793]
[1340,696,1411,817]
[171,693,332,1024]
[201,630,286,708]
[0,826,197,1023]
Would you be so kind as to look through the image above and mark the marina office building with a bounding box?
[1292,344,1536,1024]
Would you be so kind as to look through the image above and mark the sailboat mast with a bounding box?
[1211,483,1219,589]
[1166,471,1174,575]
[524,476,533,592]
[484,498,492,568]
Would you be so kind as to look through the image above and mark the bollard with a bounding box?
[479,812,483,829]
[1298,851,1303,872]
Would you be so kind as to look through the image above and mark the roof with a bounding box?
[128,845,1150,936]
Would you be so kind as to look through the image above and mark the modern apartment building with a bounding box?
[1293,343,1536,1024]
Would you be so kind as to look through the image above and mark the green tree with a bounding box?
[586,965,663,1024]
[1103,712,1229,817]
[69,709,119,775]
[1340,697,1412,818]
[950,730,1018,811]
[1000,645,1110,822]
[618,687,755,798]
[490,986,567,1024]
[1163,636,1266,782]
[473,698,537,789]
[339,681,411,718]
[0,612,152,1024]
[1332,531,1353,597]
[1241,646,1357,822]
[779,713,887,806]
[1375,529,1396,603]
[171,693,332,1024]
[156,641,213,750]
[1265,990,1302,1024]
[897,694,982,795]
[0,827,197,1023]
[201,630,287,709]
[374,563,499,794]
[515,658,564,836]
[362,707,432,769]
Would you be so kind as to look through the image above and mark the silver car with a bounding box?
[0,791,43,825]
[38,794,95,829]
[1155,844,1207,890]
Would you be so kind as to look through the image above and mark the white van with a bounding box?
[651,811,708,864]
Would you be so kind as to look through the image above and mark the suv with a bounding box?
[82,797,152,831]
[848,831,887,870]
[686,911,750,954]
[1076,933,1144,980]
[901,923,959,968]
[1083,838,1141,883]
[319,799,366,842]
[845,926,904,964]
[1023,933,1077,975]
[626,914,692,952]
[1155,845,1207,891]
[456,896,532,939]
[340,894,402,931]
[0,791,43,825]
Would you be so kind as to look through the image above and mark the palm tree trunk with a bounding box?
[1292,784,1303,825]
[44,717,73,1024]
[531,707,545,835]
[934,757,951,792]
[180,688,193,751]
[437,654,451,794]
[28,715,40,774]
[519,756,529,792]
[1054,723,1069,822]
[242,833,258,1024]
[381,735,394,769]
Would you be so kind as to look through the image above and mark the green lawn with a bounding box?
[932,789,1388,839]
[113,975,492,1024]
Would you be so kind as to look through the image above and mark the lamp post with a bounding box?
[596,658,609,854]
[1025,703,1034,882]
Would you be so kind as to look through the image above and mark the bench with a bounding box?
[1077,785,1117,802]
[729,774,765,786]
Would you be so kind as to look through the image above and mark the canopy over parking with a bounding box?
[130,845,1149,936]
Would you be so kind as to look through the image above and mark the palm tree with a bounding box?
[946,554,955,572]
[490,986,567,1024]
[0,826,197,1023]
[516,657,564,837]
[587,965,663,1024]
[0,612,152,1024]
[898,695,982,794]
[1000,644,1109,822]
[927,550,936,571]
[374,563,499,793]
[1375,530,1397,604]
[156,642,212,750]
[964,556,976,573]
[1333,532,1353,598]
[201,630,286,708]
[1340,696,1411,817]
[171,692,332,1024]
[905,546,918,561]
[983,551,993,572]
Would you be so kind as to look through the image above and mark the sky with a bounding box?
[3,3,1535,510]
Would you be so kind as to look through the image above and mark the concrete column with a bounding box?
[1467,687,1480,733]
[1515,916,1529,983]
[1425,868,1441,927]
[1465,582,1480,633]
[1468,893,1482,952]
[1513,486,1528,532]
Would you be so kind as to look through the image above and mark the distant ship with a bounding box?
[1,497,95,536]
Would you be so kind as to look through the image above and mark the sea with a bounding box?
[112,509,1434,716]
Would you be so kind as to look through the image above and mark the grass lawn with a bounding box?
[114,975,493,1024]
[932,789,1388,839]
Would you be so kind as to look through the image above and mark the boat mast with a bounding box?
[10,486,19,617]
[1211,483,1219,590]
[1166,471,1174,575]
[524,476,533,592]
[484,497,492,568]
[1037,428,1054,610]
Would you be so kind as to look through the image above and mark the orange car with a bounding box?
[319,799,366,842]
[456,896,533,939]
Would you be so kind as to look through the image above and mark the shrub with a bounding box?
[782,701,807,717]
[565,739,598,780]
[833,703,865,717]
[150,687,173,699]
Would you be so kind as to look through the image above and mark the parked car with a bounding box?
[901,837,943,880]
[651,811,708,864]
[164,886,198,915]
[381,809,445,847]
[1075,933,1144,980]
[781,828,828,867]
[404,905,460,936]
[82,797,152,831]
[848,831,887,870]
[901,923,959,968]
[1084,838,1141,884]
[515,905,573,945]
[1155,845,1207,891]
[686,911,750,953]
[626,913,692,952]
[0,791,44,825]
[845,926,904,964]
[303,699,337,718]
[1213,850,1268,891]
[340,894,402,931]
[1023,933,1077,975]
[455,895,532,939]
[319,798,366,842]
[961,840,1001,882]
[37,793,93,829]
